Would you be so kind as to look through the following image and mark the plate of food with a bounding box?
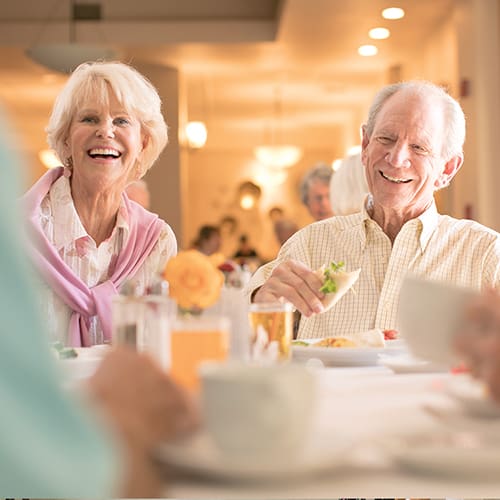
[292,329,405,367]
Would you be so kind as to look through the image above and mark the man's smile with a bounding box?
[379,170,412,184]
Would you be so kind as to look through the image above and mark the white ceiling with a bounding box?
[0,0,454,166]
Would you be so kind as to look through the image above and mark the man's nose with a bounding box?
[385,142,411,168]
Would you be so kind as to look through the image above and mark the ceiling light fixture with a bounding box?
[382,7,405,20]
[26,0,119,74]
[254,85,303,169]
[369,27,390,40]
[358,45,378,57]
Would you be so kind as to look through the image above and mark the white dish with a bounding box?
[378,353,448,374]
[387,431,500,480]
[156,428,350,482]
[292,339,404,367]
[445,375,500,419]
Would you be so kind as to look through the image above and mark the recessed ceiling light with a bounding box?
[382,7,405,20]
[358,45,378,57]
[369,27,390,40]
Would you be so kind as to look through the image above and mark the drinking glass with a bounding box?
[170,314,230,392]
[248,301,294,363]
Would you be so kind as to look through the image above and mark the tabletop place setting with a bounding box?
[55,257,500,498]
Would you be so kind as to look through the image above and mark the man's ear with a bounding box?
[361,125,369,165]
[436,154,464,189]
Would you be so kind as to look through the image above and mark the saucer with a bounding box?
[156,428,351,482]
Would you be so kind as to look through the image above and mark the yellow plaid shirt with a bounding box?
[246,200,500,339]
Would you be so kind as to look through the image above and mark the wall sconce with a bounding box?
[237,181,262,210]
[185,121,208,149]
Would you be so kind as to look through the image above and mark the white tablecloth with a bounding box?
[162,365,500,498]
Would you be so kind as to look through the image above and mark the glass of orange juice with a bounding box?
[170,315,230,392]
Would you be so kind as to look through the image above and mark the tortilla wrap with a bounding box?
[314,266,361,312]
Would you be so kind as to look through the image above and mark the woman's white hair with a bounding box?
[46,61,168,177]
[364,80,466,160]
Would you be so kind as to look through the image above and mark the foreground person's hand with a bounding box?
[454,289,500,402]
[253,259,325,317]
[87,346,199,497]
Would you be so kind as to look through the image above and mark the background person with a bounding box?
[299,163,334,221]
[0,111,198,497]
[330,152,369,215]
[246,81,500,340]
[22,61,176,347]
[192,224,222,256]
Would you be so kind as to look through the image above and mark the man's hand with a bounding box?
[253,259,325,317]
[454,289,500,402]
[87,346,199,497]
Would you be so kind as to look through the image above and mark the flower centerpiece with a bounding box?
[163,249,225,313]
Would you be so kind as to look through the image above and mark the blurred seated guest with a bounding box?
[192,224,221,256]
[233,234,260,266]
[273,218,299,246]
[125,178,151,209]
[330,152,369,215]
[299,163,334,221]
[455,289,500,402]
[268,205,285,222]
[22,61,176,347]
[0,113,198,497]
[246,81,500,340]
[219,214,239,258]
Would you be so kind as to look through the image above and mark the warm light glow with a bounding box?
[369,27,390,40]
[240,194,256,210]
[346,145,362,156]
[358,45,378,57]
[382,7,405,20]
[254,145,303,169]
[254,168,287,186]
[185,121,208,149]
[38,149,61,169]
[332,159,343,172]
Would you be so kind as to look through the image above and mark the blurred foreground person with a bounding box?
[247,81,500,340]
[22,61,176,347]
[455,289,500,402]
[1,113,198,497]
[299,163,334,221]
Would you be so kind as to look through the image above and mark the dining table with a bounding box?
[59,344,500,498]
[159,361,500,499]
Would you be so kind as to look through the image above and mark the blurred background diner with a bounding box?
[3,0,498,264]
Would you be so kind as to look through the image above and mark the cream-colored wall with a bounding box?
[184,149,340,261]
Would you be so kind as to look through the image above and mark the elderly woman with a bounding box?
[23,61,176,347]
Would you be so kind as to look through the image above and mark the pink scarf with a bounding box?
[22,167,164,347]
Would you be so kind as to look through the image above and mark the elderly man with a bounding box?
[299,163,334,221]
[246,81,500,340]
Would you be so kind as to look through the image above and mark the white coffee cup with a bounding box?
[398,276,478,366]
[199,362,316,461]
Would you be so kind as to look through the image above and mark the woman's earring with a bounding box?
[64,156,73,168]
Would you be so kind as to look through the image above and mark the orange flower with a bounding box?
[163,250,224,309]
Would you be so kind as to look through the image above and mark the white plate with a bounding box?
[445,375,500,419]
[156,429,350,482]
[378,353,448,374]
[387,431,500,480]
[292,339,404,367]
